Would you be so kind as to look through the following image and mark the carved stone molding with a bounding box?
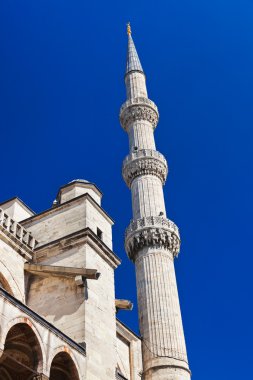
[120,97,159,131]
[125,216,180,261]
[122,149,168,187]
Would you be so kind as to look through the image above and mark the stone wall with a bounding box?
[0,182,143,380]
[22,195,113,249]
[84,243,117,380]
[0,289,86,379]
[116,320,142,380]
[0,238,26,302]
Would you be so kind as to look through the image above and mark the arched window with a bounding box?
[50,351,79,380]
[0,323,43,379]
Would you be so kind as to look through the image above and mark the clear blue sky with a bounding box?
[1,1,252,378]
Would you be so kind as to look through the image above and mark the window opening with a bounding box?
[97,227,103,240]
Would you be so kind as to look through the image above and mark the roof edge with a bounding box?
[0,197,35,216]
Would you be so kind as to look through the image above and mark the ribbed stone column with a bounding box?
[120,24,191,380]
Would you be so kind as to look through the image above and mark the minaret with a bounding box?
[120,24,191,380]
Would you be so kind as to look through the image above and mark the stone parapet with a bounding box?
[125,216,180,261]
[122,149,168,187]
[120,97,159,131]
[0,208,38,252]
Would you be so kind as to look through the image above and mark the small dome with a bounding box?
[68,179,90,184]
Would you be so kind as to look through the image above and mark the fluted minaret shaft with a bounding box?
[120,27,191,380]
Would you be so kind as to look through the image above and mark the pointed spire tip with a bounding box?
[127,22,131,36]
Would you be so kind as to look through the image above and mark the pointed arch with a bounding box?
[49,346,80,380]
[0,316,46,373]
[0,320,44,378]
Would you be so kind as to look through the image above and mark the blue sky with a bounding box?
[1,1,253,378]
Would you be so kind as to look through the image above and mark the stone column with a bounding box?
[120,28,191,380]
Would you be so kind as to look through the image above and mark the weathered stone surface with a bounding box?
[22,194,113,250]
[125,72,148,100]
[0,238,26,301]
[116,319,143,380]
[0,181,141,380]
[0,287,86,379]
[0,197,34,222]
[57,180,102,206]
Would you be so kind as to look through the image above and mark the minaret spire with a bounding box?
[126,23,144,75]
[120,27,191,380]
[124,23,147,101]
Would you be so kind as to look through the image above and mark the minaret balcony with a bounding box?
[120,97,159,131]
[125,216,180,261]
[122,149,168,187]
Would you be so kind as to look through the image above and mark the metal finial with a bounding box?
[127,22,131,36]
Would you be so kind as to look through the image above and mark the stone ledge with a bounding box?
[21,192,114,227]
[116,319,141,342]
[24,263,100,280]
[115,299,133,312]
[143,357,191,376]
[35,227,121,269]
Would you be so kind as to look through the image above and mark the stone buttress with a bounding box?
[120,25,191,380]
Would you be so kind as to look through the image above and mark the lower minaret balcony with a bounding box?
[125,216,180,261]
[122,149,168,188]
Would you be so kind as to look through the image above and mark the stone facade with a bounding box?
[0,180,143,379]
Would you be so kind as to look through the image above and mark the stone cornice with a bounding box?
[125,216,180,261]
[21,193,114,226]
[122,149,168,187]
[35,227,121,269]
[120,97,159,131]
[56,180,103,202]
[116,319,141,342]
[0,197,35,216]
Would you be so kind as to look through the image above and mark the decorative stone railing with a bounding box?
[0,208,38,250]
[122,149,168,187]
[123,149,167,166]
[120,97,158,115]
[125,216,180,261]
[126,216,179,235]
[120,97,159,131]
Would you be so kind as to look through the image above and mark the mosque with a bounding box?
[0,25,191,380]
